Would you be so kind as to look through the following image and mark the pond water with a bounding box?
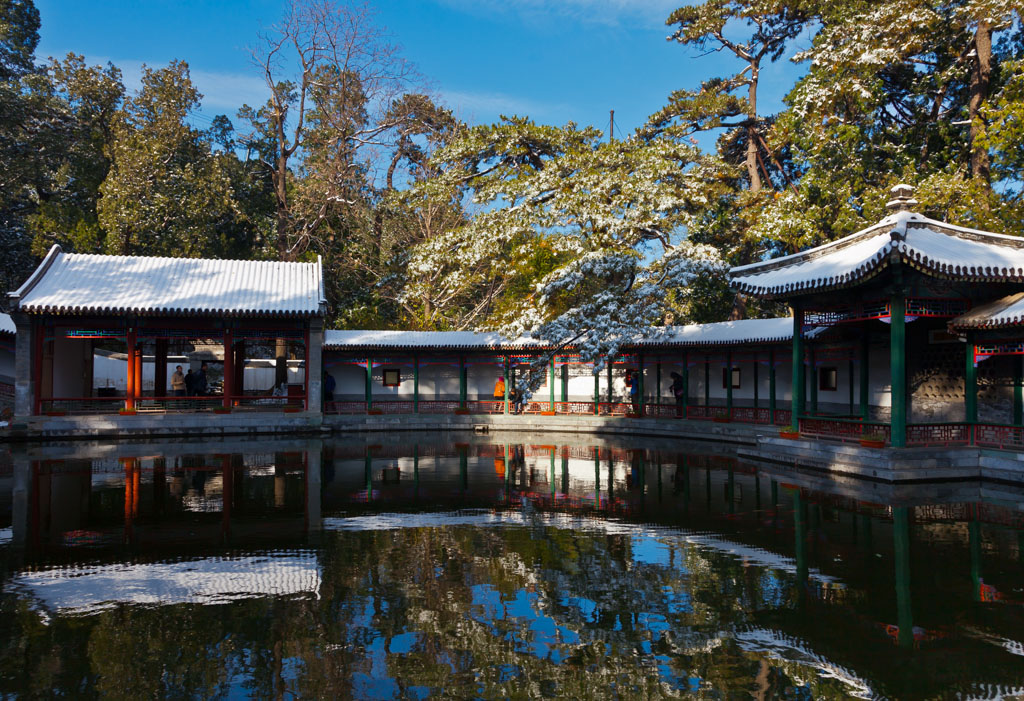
[0,434,1022,699]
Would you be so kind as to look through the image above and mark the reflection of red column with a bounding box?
[122,457,139,544]
[221,454,232,539]
[222,328,233,410]
[125,330,136,410]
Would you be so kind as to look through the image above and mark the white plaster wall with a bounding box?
[467,361,503,400]
[329,363,368,401]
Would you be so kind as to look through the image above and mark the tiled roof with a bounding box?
[730,210,1024,298]
[636,317,798,347]
[9,245,325,317]
[0,313,13,335]
[949,292,1024,330]
[324,317,799,351]
[324,330,543,350]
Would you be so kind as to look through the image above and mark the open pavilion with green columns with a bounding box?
[731,184,1024,448]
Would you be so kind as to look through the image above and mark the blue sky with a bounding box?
[34,0,811,142]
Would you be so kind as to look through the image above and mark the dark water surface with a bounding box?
[0,435,1022,699]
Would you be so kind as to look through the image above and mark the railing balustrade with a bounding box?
[905,422,972,447]
[974,424,1024,450]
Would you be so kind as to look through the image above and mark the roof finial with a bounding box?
[886,183,918,213]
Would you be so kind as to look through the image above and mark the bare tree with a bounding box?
[240,0,416,260]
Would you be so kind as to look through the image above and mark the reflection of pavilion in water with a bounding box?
[6,437,1024,696]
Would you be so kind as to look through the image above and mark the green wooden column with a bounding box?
[753,352,759,410]
[413,353,420,413]
[809,348,818,415]
[682,351,689,417]
[656,361,662,407]
[593,362,600,415]
[893,506,914,648]
[860,325,870,421]
[503,356,510,415]
[725,351,733,413]
[365,357,373,410]
[549,355,556,411]
[890,294,907,447]
[607,358,613,404]
[560,362,568,403]
[637,352,645,414]
[769,348,777,419]
[1014,356,1023,427]
[704,354,710,407]
[459,355,466,408]
[965,331,978,426]
[791,307,805,431]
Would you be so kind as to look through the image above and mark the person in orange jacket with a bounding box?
[493,376,506,411]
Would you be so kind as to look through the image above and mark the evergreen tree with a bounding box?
[97,61,239,257]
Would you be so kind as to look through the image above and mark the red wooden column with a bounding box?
[222,328,234,410]
[233,339,245,406]
[125,329,136,410]
[133,345,143,402]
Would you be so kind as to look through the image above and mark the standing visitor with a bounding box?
[185,368,196,396]
[171,365,186,397]
[325,372,336,402]
[625,369,639,412]
[493,375,506,411]
[195,362,209,396]
[669,371,685,417]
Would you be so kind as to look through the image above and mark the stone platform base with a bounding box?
[740,435,1024,485]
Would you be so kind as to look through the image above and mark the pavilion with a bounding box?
[730,184,1024,447]
[322,317,804,422]
[7,245,326,416]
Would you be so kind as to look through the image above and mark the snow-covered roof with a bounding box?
[9,245,325,317]
[324,329,544,350]
[950,292,1024,330]
[324,317,798,352]
[730,210,1024,298]
[0,313,13,335]
[637,317,797,347]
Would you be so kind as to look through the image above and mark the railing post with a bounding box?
[890,294,907,448]
[791,306,805,431]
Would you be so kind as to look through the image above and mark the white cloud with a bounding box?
[67,55,268,117]
[442,88,568,123]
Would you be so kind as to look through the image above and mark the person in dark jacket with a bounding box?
[184,369,196,396]
[669,371,685,417]
[194,362,209,396]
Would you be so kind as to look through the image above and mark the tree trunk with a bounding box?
[275,152,291,260]
[968,20,992,183]
[746,62,762,193]
[275,338,288,390]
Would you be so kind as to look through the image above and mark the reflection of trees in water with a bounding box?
[6,511,1017,699]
